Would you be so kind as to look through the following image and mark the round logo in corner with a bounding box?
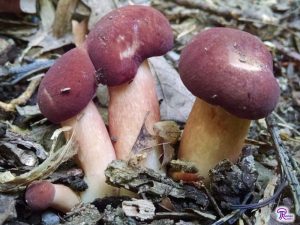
[275,206,295,223]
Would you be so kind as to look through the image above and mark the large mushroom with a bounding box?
[177,28,280,179]
[86,5,173,170]
[37,47,117,202]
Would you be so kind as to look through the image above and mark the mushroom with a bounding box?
[37,47,117,202]
[0,0,36,13]
[25,180,80,213]
[86,5,173,171]
[177,28,280,179]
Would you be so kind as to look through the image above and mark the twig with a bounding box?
[272,112,300,136]
[154,211,214,221]
[0,77,41,112]
[266,114,300,216]
[211,193,253,225]
[241,214,252,225]
[0,59,55,85]
[229,178,287,210]
[172,0,278,23]
[197,183,224,217]
[272,40,300,63]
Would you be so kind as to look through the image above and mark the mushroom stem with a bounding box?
[108,60,162,171]
[62,101,117,202]
[25,181,80,213]
[178,98,251,179]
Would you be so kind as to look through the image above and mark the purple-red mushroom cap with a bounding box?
[86,5,174,86]
[37,47,97,123]
[179,27,280,120]
[25,181,55,211]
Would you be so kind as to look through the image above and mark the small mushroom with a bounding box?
[37,47,117,202]
[86,5,173,171]
[25,180,80,213]
[177,28,280,179]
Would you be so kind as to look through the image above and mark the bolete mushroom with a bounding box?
[37,47,117,202]
[178,28,280,179]
[25,180,80,213]
[86,5,173,170]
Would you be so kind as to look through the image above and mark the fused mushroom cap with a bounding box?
[37,47,97,123]
[179,28,280,119]
[86,5,173,86]
[25,181,55,211]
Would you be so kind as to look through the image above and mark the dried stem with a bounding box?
[172,0,277,22]
[0,77,41,112]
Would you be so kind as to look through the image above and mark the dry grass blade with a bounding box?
[0,127,78,192]
[0,77,41,112]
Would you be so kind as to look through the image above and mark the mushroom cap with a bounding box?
[86,5,173,86]
[37,47,97,123]
[25,181,55,211]
[179,27,280,119]
[0,0,21,13]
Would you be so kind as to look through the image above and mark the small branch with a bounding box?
[266,114,300,216]
[212,193,252,225]
[172,0,278,23]
[195,182,224,218]
[0,77,41,112]
[272,41,300,63]
[228,179,287,210]
[154,211,214,221]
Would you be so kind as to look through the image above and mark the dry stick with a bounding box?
[265,114,300,216]
[193,182,224,218]
[0,77,41,112]
[172,0,278,22]
[52,0,79,38]
[272,40,300,63]
[212,193,253,225]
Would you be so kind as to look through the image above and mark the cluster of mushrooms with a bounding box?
[25,5,280,213]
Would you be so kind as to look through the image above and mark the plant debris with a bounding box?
[105,160,209,211]
[210,147,258,207]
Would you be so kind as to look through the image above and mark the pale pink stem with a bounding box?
[108,61,162,171]
[62,101,118,202]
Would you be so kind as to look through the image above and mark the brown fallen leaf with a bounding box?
[149,56,195,123]
[153,121,181,145]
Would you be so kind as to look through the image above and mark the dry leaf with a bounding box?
[39,0,55,30]
[20,0,37,13]
[254,176,278,225]
[131,115,157,155]
[153,121,181,145]
[82,0,117,29]
[149,56,195,123]
[161,143,175,168]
